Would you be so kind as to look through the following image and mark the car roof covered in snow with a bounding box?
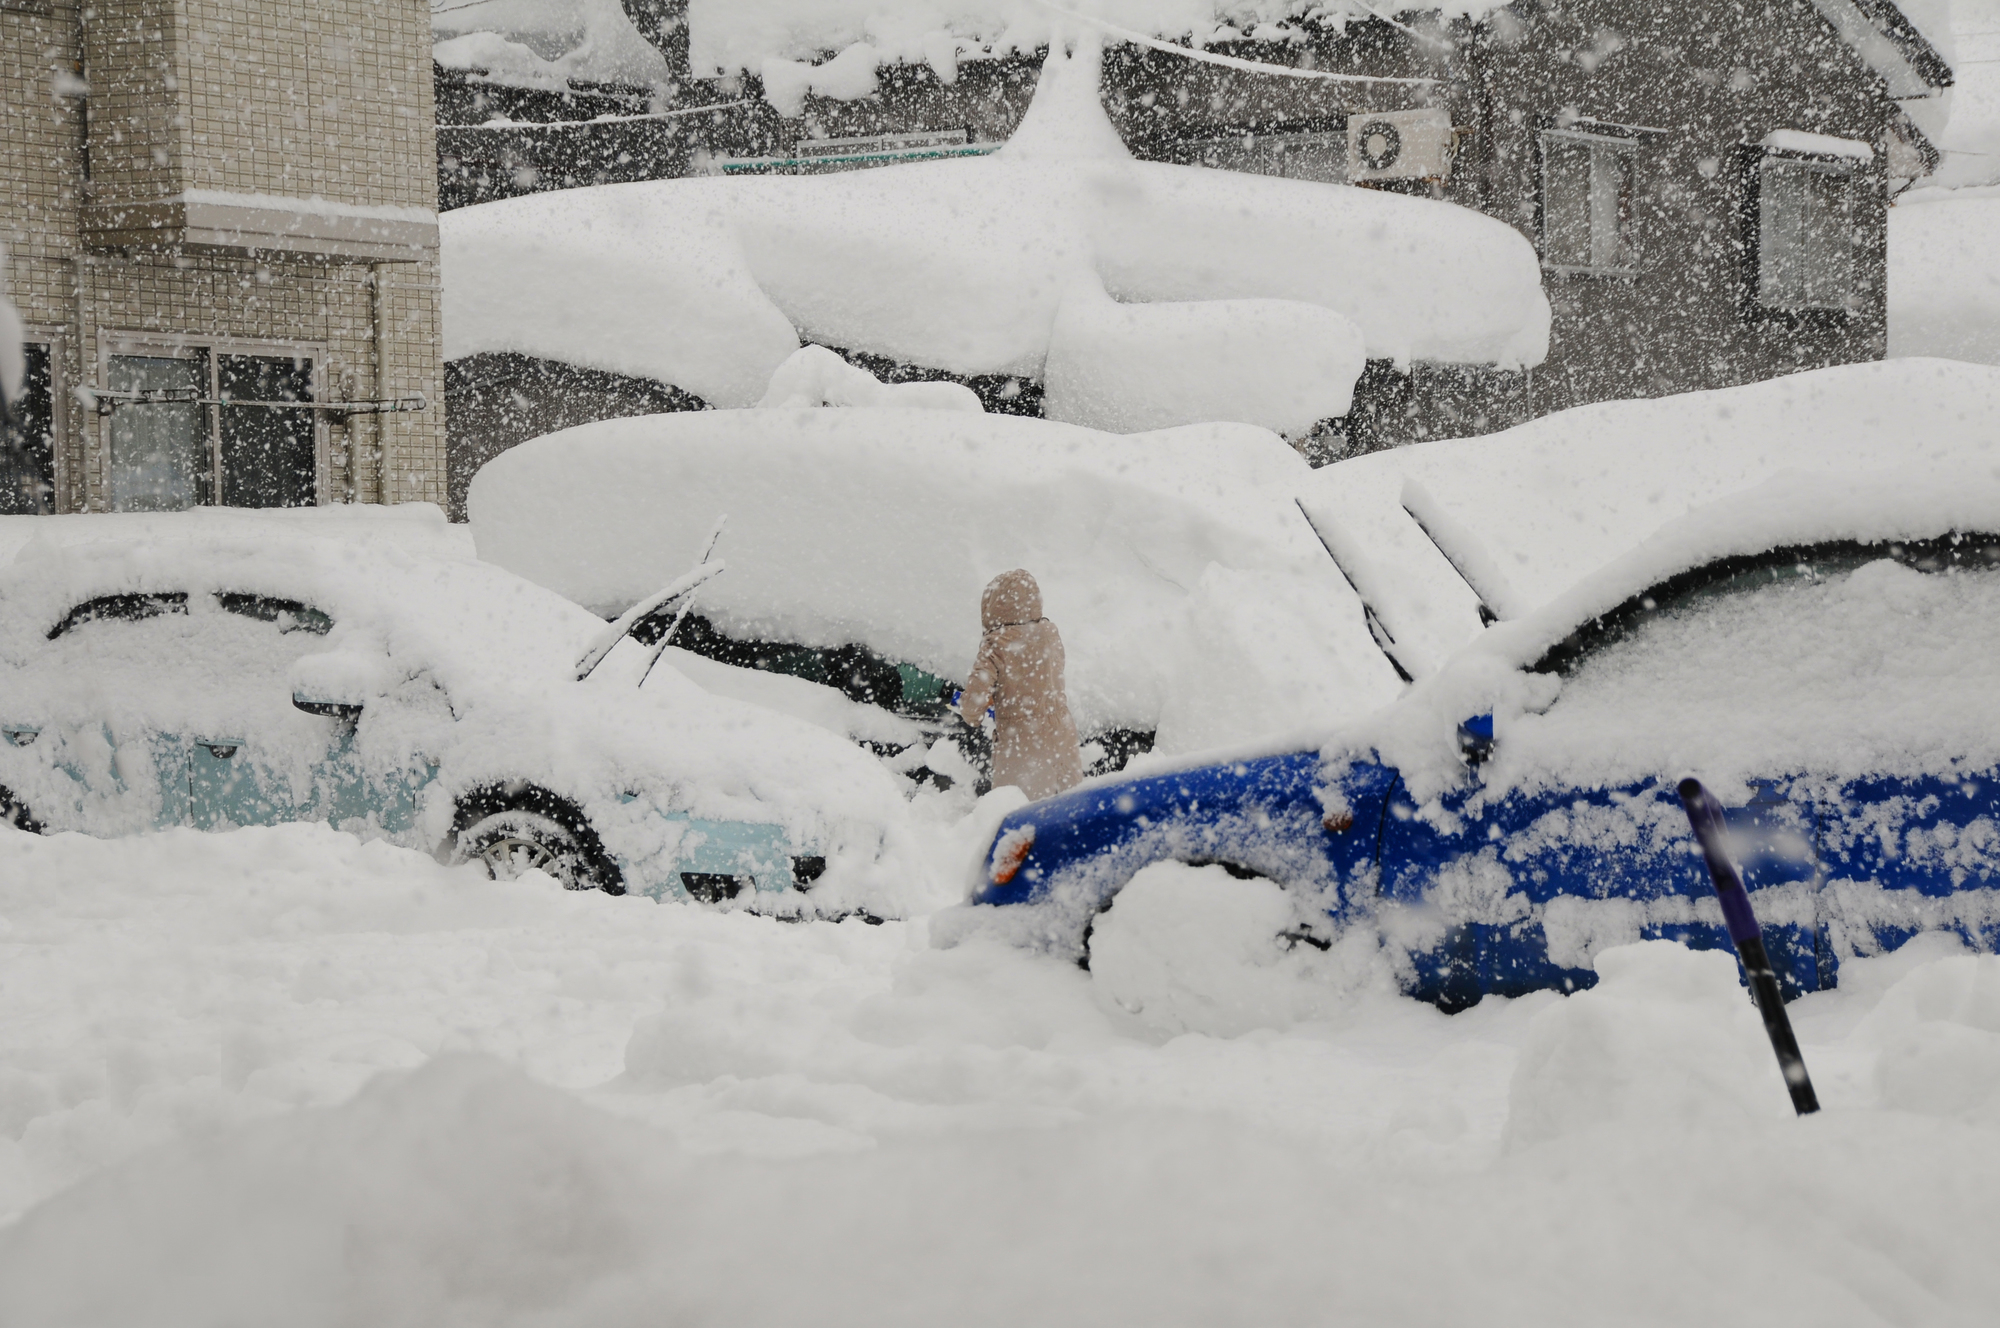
[1297,359,2000,677]
[1342,466,2000,800]
[467,405,1408,753]
[0,523,602,694]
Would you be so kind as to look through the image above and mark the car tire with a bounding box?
[453,809,614,892]
[0,786,44,835]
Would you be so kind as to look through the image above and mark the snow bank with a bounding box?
[467,407,1405,748]
[756,343,982,411]
[1299,359,2000,672]
[0,504,473,569]
[431,0,672,90]
[1503,942,1791,1149]
[1044,287,1368,434]
[686,1,1307,74]
[441,41,1548,427]
[440,185,799,408]
[1889,187,2000,366]
[5,822,2000,1323]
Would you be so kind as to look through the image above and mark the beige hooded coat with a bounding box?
[961,570,1085,801]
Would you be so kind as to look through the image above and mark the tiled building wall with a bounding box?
[182,0,437,210]
[2,0,443,513]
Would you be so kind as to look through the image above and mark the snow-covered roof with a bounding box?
[466,406,1408,753]
[1298,358,2000,675]
[432,0,673,90]
[442,41,1549,428]
[683,0,1952,97]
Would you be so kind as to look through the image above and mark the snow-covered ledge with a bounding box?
[82,190,439,262]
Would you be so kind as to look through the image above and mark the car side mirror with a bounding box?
[290,648,390,724]
[293,695,363,722]
[1456,713,1495,765]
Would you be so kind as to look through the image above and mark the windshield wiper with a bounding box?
[575,517,727,682]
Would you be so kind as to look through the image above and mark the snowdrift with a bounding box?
[1889,187,2000,366]
[467,407,1405,751]
[442,41,1547,436]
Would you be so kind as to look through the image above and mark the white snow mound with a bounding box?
[468,407,1406,750]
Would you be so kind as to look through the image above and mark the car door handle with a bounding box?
[200,743,239,759]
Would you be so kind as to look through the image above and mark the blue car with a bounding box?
[970,480,2000,1008]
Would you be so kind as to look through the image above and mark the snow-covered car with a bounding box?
[468,405,1405,771]
[959,471,2000,1008]
[1297,358,2000,680]
[0,528,925,915]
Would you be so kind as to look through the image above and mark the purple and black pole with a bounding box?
[1676,777,1821,1116]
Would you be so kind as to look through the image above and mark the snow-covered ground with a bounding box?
[3,818,2000,1324]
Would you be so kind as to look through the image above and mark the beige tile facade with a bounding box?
[2,0,443,512]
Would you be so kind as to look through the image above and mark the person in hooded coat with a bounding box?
[960,569,1085,800]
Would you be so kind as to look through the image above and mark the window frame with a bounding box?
[93,332,329,512]
[1741,146,1870,324]
[1536,126,1643,278]
[7,326,66,514]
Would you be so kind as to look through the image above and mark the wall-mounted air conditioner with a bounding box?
[1346,108,1457,183]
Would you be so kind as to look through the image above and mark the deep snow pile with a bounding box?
[430,0,672,90]
[467,407,1406,749]
[689,0,1323,75]
[1890,187,2000,366]
[3,827,2000,1324]
[441,40,1548,435]
[0,502,473,568]
[1300,358,2000,673]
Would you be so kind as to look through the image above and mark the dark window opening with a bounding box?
[48,592,190,640]
[1754,157,1861,313]
[215,592,334,635]
[219,355,316,508]
[2,341,55,515]
[1539,129,1638,275]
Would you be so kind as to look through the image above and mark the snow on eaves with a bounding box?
[433,0,672,90]
[684,1,1507,75]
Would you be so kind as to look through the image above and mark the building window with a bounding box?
[1539,129,1639,276]
[98,340,322,512]
[2,340,57,515]
[1753,156,1861,313]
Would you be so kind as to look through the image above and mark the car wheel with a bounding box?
[454,809,608,892]
[0,786,44,835]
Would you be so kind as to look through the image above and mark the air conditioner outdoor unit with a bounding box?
[1346,108,1456,183]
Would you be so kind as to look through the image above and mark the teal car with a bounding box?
[0,529,917,913]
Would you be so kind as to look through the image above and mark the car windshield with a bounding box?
[1493,548,2000,791]
[1532,535,2000,677]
